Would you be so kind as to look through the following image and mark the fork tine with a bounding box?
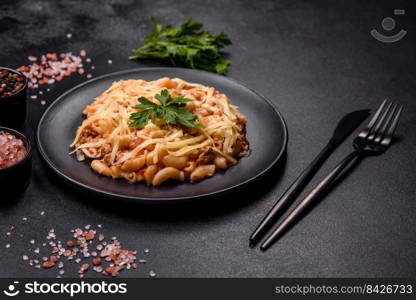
[374,103,397,143]
[367,100,393,140]
[382,105,403,146]
[367,99,388,128]
[360,99,388,138]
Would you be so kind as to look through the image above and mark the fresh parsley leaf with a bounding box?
[129,18,231,74]
[154,89,170,105]
[129,110,152,129]
[129,89,200,129]
[132,96,158,109]
[166,95,192,106]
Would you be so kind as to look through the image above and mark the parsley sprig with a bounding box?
[129,17,232,74]
[129,89,199,129]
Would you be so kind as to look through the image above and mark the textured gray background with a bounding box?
[0,0,415,277]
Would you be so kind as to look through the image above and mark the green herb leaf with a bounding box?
[166,95,192,106]
[154,89,170,105]
[129,109,152,129]
[129,89,200,129]
[132,96,158,110]
[129,18,231,74]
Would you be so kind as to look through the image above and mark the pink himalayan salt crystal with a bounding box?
[0,131,27,169]
[18,52,85,89]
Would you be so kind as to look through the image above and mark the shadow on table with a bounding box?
[43,153,288,222]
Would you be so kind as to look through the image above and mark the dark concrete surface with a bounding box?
[0,0,415,277]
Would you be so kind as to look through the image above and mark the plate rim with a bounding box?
[36,67,288,202]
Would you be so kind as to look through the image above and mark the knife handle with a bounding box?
[249,141,336,246]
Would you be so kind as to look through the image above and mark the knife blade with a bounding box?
[329,110,371,145]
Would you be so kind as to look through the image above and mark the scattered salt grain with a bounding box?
[66,33,72,39]
[40,211,45,216]
[87,74,92,79]
[149,270,156,277]
[144,248,149,254]
[40,100,46,106]
[17,52,86,90]
[107,60,112,64]
[22,217,28,221]
[18,225,142,278]
[30,95,37,99]
[5,244,10,248]
[86,58,91,63]
[93,266,103,273]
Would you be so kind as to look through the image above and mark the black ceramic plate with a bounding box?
[37,68,287,203]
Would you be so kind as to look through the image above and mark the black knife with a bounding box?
[249,109,370,247]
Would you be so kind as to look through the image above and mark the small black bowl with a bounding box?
[0,127,32,198]
[0,67,28,130]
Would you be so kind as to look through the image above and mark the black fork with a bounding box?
[260,99,403,251]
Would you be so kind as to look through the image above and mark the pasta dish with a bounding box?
[70,77,249,186]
